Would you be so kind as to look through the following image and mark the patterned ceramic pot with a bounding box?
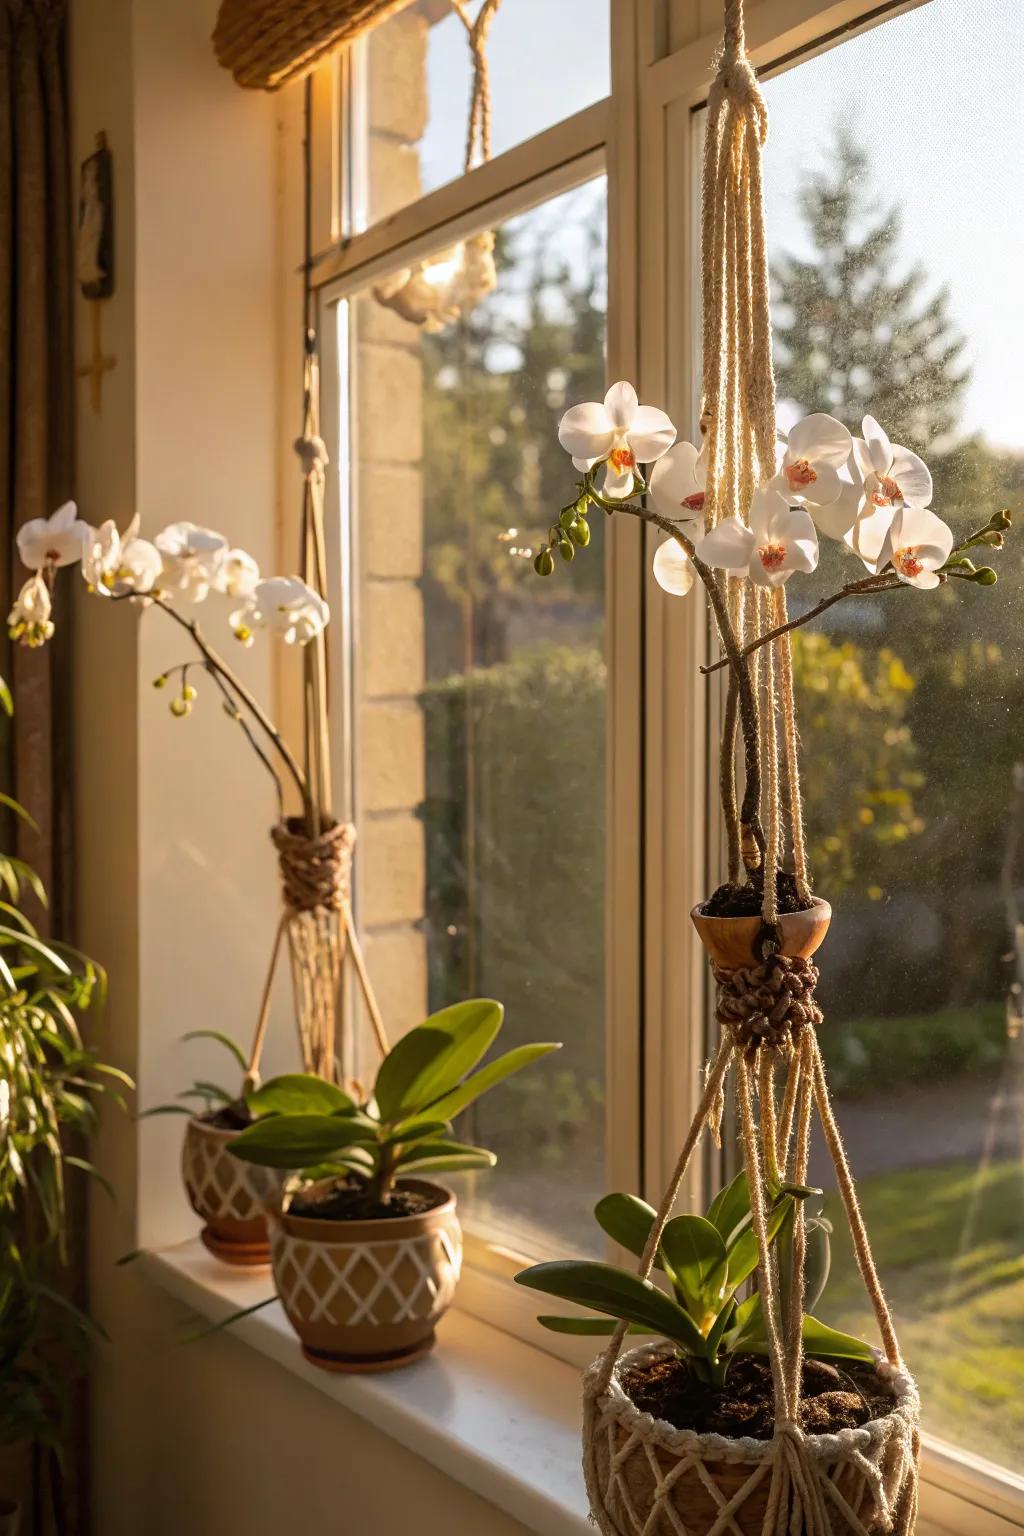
[270,1178,462,1372]
[182,1116,280,1266]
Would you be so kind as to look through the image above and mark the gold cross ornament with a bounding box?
[77,300,116,414]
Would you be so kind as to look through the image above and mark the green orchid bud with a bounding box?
[153,674,168,689]
[559,506,577,530]
[991,509,1013,530]
[170,697,191,718]
[558,537,575,562]
[570,518,591,548]
[183,684,198,703]
[534,549,555,577]
[969,566,998,585]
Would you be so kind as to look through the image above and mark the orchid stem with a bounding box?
[700,573,904,676]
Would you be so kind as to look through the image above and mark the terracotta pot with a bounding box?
[690,896,832,969]
[270,1178,462,1372]
[0,1500,20,1536]
[182,1117,280,1266]
[584,1344,919,1536]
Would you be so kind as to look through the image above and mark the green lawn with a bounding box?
[822,1158,1024,1469]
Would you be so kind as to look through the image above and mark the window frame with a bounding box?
[309,0,1024,1524]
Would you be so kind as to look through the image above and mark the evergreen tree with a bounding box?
[773,127,969,453]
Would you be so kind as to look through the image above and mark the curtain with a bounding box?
[0,4,81,1534]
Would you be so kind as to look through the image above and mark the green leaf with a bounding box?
[409,1042,561,1127]
[515,1261,707,1356]
[182,1030,248,1073]
[660,1215,728,1318]
[536,1315,655,1336]
[0,793,37,829]
[180,1294,277,1343]
[726,1197,794,1288]
[395,1139,496,1170]
[723,1292,765,1353]
[381,1120,449,1150]
[137,1104,194,1118]
[778,1213,832,1318]
[708,1172,751,1246]
[0,675,12,715]
[373,999,504,1122]
[245,1074,355,1119]
[64,1156,115,1202]
[594,1192,660,1265]
[704,1296,737,1359]
[229,1114,363,1168]
[800,1316,875,1363]
[395,1150,496,1175]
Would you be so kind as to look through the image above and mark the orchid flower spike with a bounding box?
[17,501,91,571]
[697,486,820,588]
[558,382,676,500]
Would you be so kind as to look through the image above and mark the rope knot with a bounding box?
[713,954,823,1057]
[271,818,354,914]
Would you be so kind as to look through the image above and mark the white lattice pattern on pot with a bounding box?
[272,1221,463,1328]
[182,1123,275,1223]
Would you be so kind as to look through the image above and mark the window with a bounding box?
[347,180,610,1256]
[758,0,1024,1481]
[353,0,610,227]
[312,0,1023,1525]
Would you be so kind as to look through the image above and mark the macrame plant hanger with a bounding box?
[373,0,500,329]
[582,5,921,1533]
[243,77,390,1096]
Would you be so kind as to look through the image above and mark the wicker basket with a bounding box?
[212,0,414,90]
[583,1344,920,1536]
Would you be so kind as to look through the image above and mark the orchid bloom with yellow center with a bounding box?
[649,440,708,537]
[16,501,91,572]
[770,413,856,539]
[558,381,676,500]
[854,415,933,515]
[878,506,954,590]
[696,485,819,589]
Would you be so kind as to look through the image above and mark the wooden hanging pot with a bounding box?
[583,1344,920,1536]
[269,1178,462,1372]
[691,896,832,969]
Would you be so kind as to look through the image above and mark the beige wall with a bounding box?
[69,2,529,1532]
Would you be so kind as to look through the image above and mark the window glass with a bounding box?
[348,178,608,1255]
[762,0,1024,1473]
[358,0,610,226]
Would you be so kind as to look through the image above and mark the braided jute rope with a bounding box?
[272,818,354,913]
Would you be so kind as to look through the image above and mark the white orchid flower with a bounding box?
[697,486,819,588]
[878,505,954,590]
[649,441,707,534]
[154,522,228,602]
[854,415,932,514]
[231,576,329,647]
[215,549,260,600]
[7,574,55,647]
[652,539,694,597]
[558,381,676,500]
[772,413,853,526]
[83,515,162,596]
[16,501,91,571]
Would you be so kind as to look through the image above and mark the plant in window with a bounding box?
[513,2,1018,1532]
[7,369,394,1266]
[0,684,130,1527]
[226,999,558,1371]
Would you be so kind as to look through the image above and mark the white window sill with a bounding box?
[139,1240,1020,1536]
[140,1239,592,1536]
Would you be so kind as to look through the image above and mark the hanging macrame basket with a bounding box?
[576,3,921,1531]
[584,1345,919,1536]
[212,0,414,90]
